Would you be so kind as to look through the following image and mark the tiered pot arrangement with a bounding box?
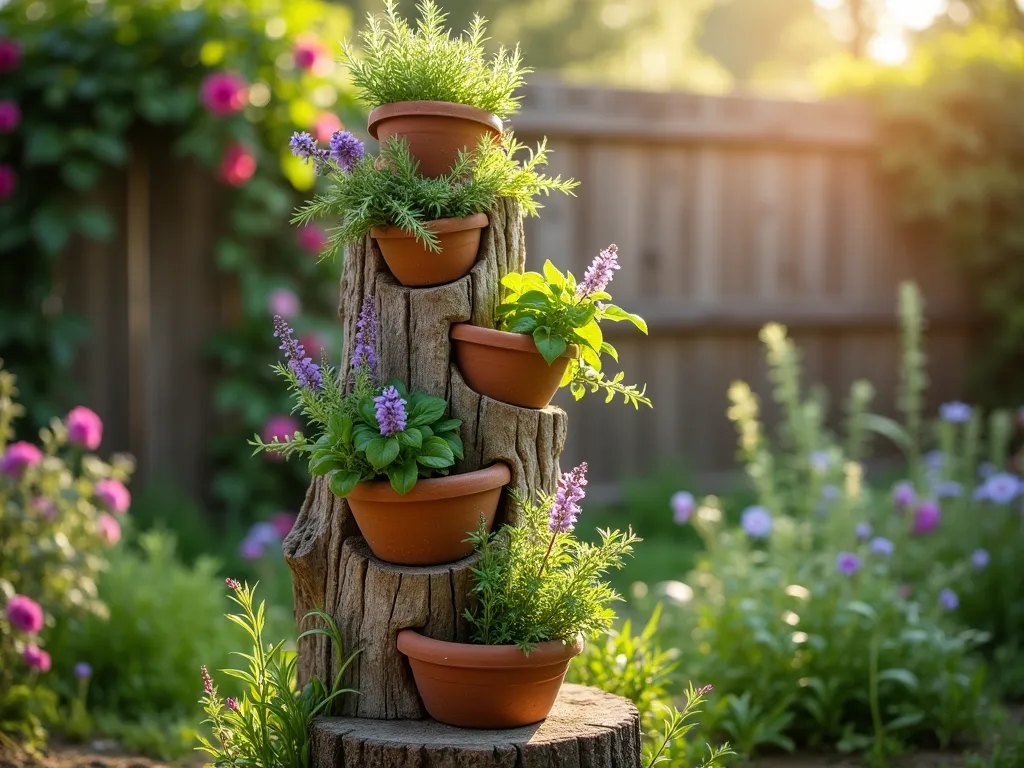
[265,1,652,731]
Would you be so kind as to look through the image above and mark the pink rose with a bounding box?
[0,101,20,133]
[23,644,51,672]
[218,144,256,187]
[314,112,342,143]
[267,287,300,318]
[296,225,328,255]
[97,513,121,545]
[293,37,324,71]
[200,71,248,116]
[67,406,103,450]
[0,164,16,201]
[1,441,42,477]
[0,39,22,73]
[95,478,131,515]
[6,595,44,634]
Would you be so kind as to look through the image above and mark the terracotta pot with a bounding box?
[397,630,584,728]
[345,463,509,566]
[367,100,503,178]
[371,213,488,288]
[450,324,579,409]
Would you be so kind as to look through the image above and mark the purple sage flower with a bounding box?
[549,462,588,533]
[273,314,322,391]
[740,505,773,539]
[351,296,378,379]
[854,522,872,541]
[374,386,407,437]
[576,244,620,299]
[75,662,92,679]
[869,537,894,557]
[940,401,972,423]
[201,665,214,695]
[912,500,941,535]
[289,131,331,172]
[982,472,1020,505]
[938,588,959,611]
[934,480,963,499]
[836,551,862,576]
[329,130,365,172]
[971,548,990,570]
[6,595,44,634]
[892,480,916,510]
[0,441,43,478]
[671,491,695,524]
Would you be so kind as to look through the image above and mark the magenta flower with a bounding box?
[200,71,247,116]
[261,415,301,461]
[315,112,342,143]
[95,479,131,515]
[670,491,695,524]
[218,143,257,187]
[0,100,20,133]
[374,386,407,437]
[1,441,43,477]
[549,462,588,533]
[67,406,103,450]
[971,548,990,570]
[911,499,941,535]
[938,588,959,611]
[225,578,241,590]
[836,551,862,576]
[201,665,214,696]
[268,288,300,319]
[296,225,328,255]
[576,244,620,299]
[75,662,92,679]
[740,505,773,539]
[892,480,916,510]
[351,296,378,378]
[32,497,57,521]
[270,512,297,539]
[273,315,322,391]
[0,164,16,201]
[6,595,44,633]
[23,644,51,672]
[225,697,239,711]
[97,513,121,545]
[0,39,22,72]
[293,36,324,70]
[329,131,365,173]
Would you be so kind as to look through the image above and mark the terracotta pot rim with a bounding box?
[371,213,489,241]
[397,629,584,668]
[346,462,510,503]
[451,323,580,360]
[367,100,504,139]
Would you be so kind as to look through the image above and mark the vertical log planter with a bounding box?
[284,199,641,766]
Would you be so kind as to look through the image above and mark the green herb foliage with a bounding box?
[293,133,577,258]
[464,489,639,651]
[496,260,651,407]
[343,0,529,117]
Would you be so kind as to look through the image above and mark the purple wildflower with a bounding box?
[6,595,44,634]
[671,491,695,524]
[938,588,959,611]
[576,244,620,299]
[351,296,378,378]
[740,505,773,539]
[892,480,916,510]
[912,500,941,535]
[978,461,996,479]
[201,665,214,696]
[273,315,322,391]
[925,450,945,470]
[289,131,331,173]
[836,551,862,576]
[696,684,713,696]
[940,401,972,423]
[225,578,241,591]
[549,462,588,533]
[971,548,990,570]
[225,697,239,711]
[855,522,872,541]
[374,386,407,437]
[75,662,92,679]
[329,130,365,172]
[239,538,264,560]
[810,450,831,473]
[869,537,894,557]
[982,472,1020,505]
[0,441,43,478]
[934,481,963,499]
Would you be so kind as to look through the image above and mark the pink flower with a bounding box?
[200,71,248,116]
[225,578,241,590]
[218,143,257,187]
[0,39,22,73]
[32,497,57,521]
[911,499,940,535]
[261,415,301,462]
[6,595,44,633]
[0,164,17,201]
[293,36,324,70]
[97,513,121,545]
[296,225,328,255]
[0,101,20,133]
[95,478,131,515]
[225,697,239,711]
[270,512,297,539]
[23,644,51,672]
[67,406,103,450]
[267,287,300,318]
[314,112,342,143]
[1,441,42,477]
[299,332,328,359]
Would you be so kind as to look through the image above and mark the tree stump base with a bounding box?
[310,684,642,768]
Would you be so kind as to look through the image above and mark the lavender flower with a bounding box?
[273,314,322,391]
[329,130,365,172]
[740,505,773,539]
[225,578,241,591]
[912,500,941,535]
[671,491,695,524]
[971,548,990,570]
[836,551,862,576]
[374,386,407,437]
[695,684,713,696]
[576,244,620,299]
[982,472,1021,505]
[201,665,214,696]
[938,588,959,611]
[351,296,378,378]
[940,401,972,423]
[549,462,588,533]
[75,662,92,679]
[869,537,894,557]
[855,522,872,541]
[289,131,330,172]
[892,480,916,510]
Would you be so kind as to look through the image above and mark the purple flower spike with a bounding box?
[273,315,322,391]
[696,684,713,696]
[892,480,916,510]
[549,462,589,533]
[289,131,331,173]
[226,697,239,711]
[329,131,365,173]
[374,386,407,437]
[741,505,773,539]
[836,551,862,576]
[576,244,620,299]
[201,665,214,696]
[351,296,378,379]
[938,588,959,611]
[671,491,695,524]
[225,578,241,591]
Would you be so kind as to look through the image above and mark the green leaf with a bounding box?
[443,432,464,460]
[573,319,603,354]
[387,460,418,495]
[329,414,354,445]
[61,159,101,191]
[565,304,597,328]
[353,425,376,452]
[309,454,342,476]
[31,208,70,255]
[358,398,378,428]
[500,272,523,292]
[858,414,911,453]
[76,207,114,241]
[216,240,249,272]
[432,418,461,434]
[397,427,422,450]
[408,395,447,427]
[365,436,400,470]
[90,132,129,166]
[516,290,552,311]
[844,601,877,622]
[877,669,919,690]
[886,712,925,731]
[25,126,66,165]
[542,259,565,288]
[599,303,649,333]
[417,436,455,469]
[533,327,568,365]
[329,470,361,498]
[505,314,538,334]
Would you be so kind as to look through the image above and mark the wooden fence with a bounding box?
[60,82,975,501]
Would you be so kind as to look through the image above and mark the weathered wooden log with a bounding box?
[310,684,643,768]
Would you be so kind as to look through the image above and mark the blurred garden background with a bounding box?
[2,0,1024,765]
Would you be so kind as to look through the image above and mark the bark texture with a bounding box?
[310,684,643,768]
[284,199,569,717]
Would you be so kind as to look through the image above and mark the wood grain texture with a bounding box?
[310,684,642,768]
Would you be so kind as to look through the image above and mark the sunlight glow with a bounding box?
[888,0,947,30]
[868,32,910,64]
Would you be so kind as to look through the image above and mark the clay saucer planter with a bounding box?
[397,630,584,728]
[372,213,489,288]
[450,324,580,409]
[345,462,509,566]
[367,100,503,178]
